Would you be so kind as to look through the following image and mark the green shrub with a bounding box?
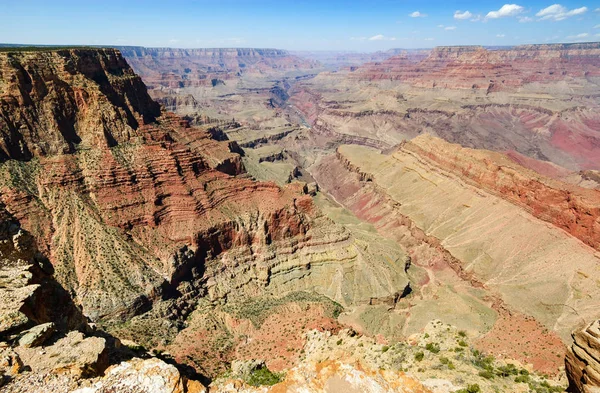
[478,370,495,379]
[495,363,519,377]
[414,351,424,361]
[467,384,481,393]
[458,330,467,337]
[455,384,481,393]
[425,343,440,353]
[514,375,530,383]
[458,340,468,347]
[381,345,390,353]
[247,367,284,387]
[439,356,449,364]
[336,339,343,345]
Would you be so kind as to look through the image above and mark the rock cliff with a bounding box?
[351,43,600,90]
[566,320,600,393]
[402,135,600,251]
[0,48,160,159]
[118,47,320,89]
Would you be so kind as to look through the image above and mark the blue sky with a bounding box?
[0,0,599,51]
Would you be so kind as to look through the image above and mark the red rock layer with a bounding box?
[402,135,600,251]
[351,43,600,91]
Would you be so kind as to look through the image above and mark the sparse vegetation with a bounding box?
[222,292,343,328]
[246,366,284,387]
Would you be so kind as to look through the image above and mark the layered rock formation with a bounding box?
[0,48,160,159]
[351,43,600,91]
[2,43,599,393]
[566,320,600,393]
[118,47,320,89]
[286,43,600,172]
[402,135,600,250]
[310,135,600,360]
[0,204,112,391]
[0,49,409,341]
[292,48,429,69]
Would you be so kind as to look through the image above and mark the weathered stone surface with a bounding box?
[71,357,206,393]
[402,134,600,251]
[17,322,55,348]
[311,137,598,363]
[16,331,108,378]
[566,320,600,393]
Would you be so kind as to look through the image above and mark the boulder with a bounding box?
[16,331,108,378]
[18,322,55,348]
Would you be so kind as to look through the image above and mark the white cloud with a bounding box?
[168,39,180,44]
[496,34,506,37]
[437,24,445,28]
[454,10,473,20]
[519,16,534,22]
[445,26,457,30]
[537,4,588,21]
[195,37,246,45]
[595,25,600,28]
[567,32,589,39]
[486,4,525,19]
[368,34,397,41]
[410,11,427,17]
[424,38,435,41]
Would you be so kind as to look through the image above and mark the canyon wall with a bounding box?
[0,48,160,159]
[0,49,408,324]
[351,43,600,90]
[118,47,321,89]
[310,135,600,346]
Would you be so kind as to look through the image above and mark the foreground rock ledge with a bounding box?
[566,320,600,393]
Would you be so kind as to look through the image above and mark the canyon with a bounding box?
[0,41,598,393]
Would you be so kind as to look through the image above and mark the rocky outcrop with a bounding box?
[71,357,206,393]
[0,48,160,160]
[566,320,600,393]
[0,204,88,338]
[0,204,120,391]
